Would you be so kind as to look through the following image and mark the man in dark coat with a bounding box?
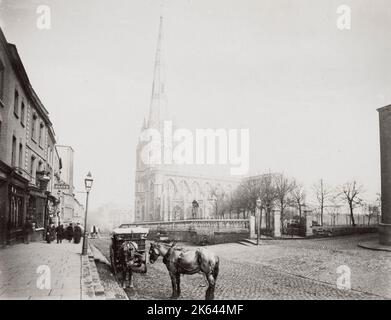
[56,224,64,243]
[73,223,82,244]
[45,224,55,243]
[65,223,74,242]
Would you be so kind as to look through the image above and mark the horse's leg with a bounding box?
[176,273,181,298]
[169,273,178,299]
[121,267,126,289]
[200,273,208,287]
[122,264,127,289]
[129,270,134,288]
[205,273,216,300]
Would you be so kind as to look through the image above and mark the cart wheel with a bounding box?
[141,252,147,274]
[110,245,117,276]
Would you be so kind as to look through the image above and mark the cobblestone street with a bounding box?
[92,234,391,300]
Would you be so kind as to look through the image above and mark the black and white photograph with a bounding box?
[0,0,390,306]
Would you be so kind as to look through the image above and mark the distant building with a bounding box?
[53,145,84,226]
[72,197,85,224]
[88,204,133,233]
[56,145,74,193]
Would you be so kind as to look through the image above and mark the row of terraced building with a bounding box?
[0,27,82,246]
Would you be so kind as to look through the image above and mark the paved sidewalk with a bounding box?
[0,241,82,300]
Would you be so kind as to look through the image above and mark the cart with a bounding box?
[109,226,149,276]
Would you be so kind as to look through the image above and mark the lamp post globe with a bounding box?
[82,172,93,256]
[84,171,93,192]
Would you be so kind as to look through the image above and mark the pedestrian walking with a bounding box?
[90,225,98,238]
[56,224,64,243]
[45,224,55,244]
[95,226,100,238]
[23,217,33,244]
[73,223,82,244]
[65,223,74,242]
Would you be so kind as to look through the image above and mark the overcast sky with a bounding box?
[1,0,390,210]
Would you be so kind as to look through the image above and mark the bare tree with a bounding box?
[258,173,278,232]
[366,202,380,226]
[209,186,228,218]
[339,181,363,227]
[326,196,342,226]
[325,205,339,226]
[312,179,331,226]
[376,192,381,224]
[229,189,244,218]
[225,191,235,219]
[291,181,306,219]
[275,174,295,231]
[234,178,261,218]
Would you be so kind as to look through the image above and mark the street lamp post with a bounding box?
[256,197,262,245]
[57,190,62,226]
[82,172,93,256]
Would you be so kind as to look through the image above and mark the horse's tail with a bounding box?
[196,249,203,266]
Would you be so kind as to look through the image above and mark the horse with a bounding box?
[118,241,146,289]
[149,242,219,300]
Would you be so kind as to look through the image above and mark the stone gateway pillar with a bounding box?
[378,105,391,245]
[304,209,313,237]
[273,209,281,238]
[249,215,255,238]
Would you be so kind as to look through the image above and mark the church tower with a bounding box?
[135,16,169,222]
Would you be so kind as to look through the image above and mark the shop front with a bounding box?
[27,188,47,242]
[0,161,29,246]
[0,163,59,246]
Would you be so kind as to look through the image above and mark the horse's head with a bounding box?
[149,242,161,264]
[121,241,136,262]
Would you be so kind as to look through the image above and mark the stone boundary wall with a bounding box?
[312,225,378,237]
[129,219,250,245]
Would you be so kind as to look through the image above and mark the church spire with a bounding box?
[148,15,167,129]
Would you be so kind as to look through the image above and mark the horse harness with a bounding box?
[162,245,175,264]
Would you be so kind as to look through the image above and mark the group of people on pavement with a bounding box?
[45,222,83,244]
[23,217,87,245]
